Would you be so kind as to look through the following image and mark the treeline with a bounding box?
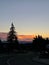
[0,35,49,54]
[0,23,49,55]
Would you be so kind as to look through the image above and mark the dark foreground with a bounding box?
[0,52,48,65]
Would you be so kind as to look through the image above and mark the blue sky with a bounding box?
[0,0,49,37]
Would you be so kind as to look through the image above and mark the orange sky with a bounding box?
[18,35,35,41]
[0,33,35,41]
[0,33,49,41]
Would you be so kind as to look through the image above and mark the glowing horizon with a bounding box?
[0,0,49,38]
[0,32,49,38]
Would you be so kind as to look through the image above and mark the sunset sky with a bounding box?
[0,0,49,37]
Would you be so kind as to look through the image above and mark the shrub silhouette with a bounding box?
[32,35,45,53]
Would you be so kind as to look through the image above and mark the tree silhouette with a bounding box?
[32,35,45,53]
[7,23,18,43]
[7,23,19,51]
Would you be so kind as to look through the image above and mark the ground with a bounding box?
[0,52,49,65]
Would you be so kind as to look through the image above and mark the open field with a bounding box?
[0,52,48,65]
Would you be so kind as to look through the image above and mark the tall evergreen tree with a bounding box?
[7,23,18,43]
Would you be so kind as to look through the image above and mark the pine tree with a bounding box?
[7,23,18,43]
